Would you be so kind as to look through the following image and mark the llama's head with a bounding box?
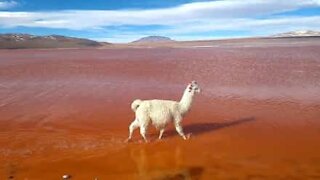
[187,81,201,94]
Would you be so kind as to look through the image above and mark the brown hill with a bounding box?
[0,34,104,49]
[131,36,174,43]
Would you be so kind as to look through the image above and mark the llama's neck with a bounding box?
[179,89,194,115]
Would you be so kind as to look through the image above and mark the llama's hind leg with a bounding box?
[158,128,165,140]
[125,119,139,142]
[137,114,150,143]
[139,125,149,143]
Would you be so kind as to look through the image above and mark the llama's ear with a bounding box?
[191,80,197,84]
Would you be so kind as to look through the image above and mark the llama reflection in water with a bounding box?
[130,145,203,179]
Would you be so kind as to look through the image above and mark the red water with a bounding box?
[0,44,320,179]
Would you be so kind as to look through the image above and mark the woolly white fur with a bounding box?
[126,81,201,142]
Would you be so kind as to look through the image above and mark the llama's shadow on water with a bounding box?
[164,117,256,138]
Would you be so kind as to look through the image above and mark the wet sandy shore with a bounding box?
[0,40,320,179]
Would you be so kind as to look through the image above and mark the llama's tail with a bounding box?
[131,99,142,112]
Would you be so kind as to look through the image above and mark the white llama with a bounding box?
[126,81,201,142]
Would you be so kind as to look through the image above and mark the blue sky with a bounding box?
[0,0,320,43]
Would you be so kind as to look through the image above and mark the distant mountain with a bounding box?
[0,34,104,49]
[273,30,320,37]
[132,36,174,43]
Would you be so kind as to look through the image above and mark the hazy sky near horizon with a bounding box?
[0,0,320,43]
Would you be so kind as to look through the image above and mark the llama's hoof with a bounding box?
[139,139,150,143]
[137,139,148,143]
[186,133,192,140]
[124,138,132,143]
[155,138,163,143]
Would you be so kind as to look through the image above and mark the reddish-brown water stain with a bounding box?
[0,44,320,179]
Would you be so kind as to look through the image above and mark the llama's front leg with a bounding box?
[158,128,165,140]
[175,124,187,140]
[174,115,189,140]
[125,119,139,142]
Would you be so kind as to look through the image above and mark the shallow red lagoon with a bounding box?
[0,42,320,179]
